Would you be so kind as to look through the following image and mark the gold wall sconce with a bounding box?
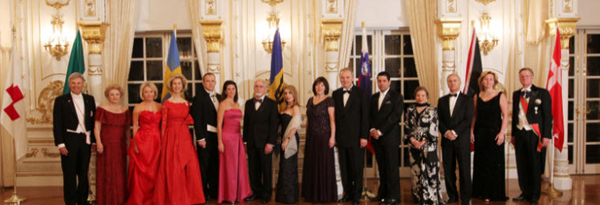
[262,11,287,53]
[44,0,70,60]
[477,13,499,55]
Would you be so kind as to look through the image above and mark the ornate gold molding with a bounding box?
[41,148,61,158]
[45,0,69,10]
[564,0,573,12]
[321,19,343,51]
[78,22,108,54]
[546,18,580,49]
[200,20,223,53]
[207,0,216,15]
[475,0,495,6]
[261,0,284,7]
[26,81,64,124]
[25,148,39,158]
[436,19,461,50]
[327,0,338,13]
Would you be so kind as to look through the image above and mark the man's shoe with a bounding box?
[352,199,361,204]
[512,195,528,201]
[244,195,256,202]
[337,195,350,203]
[380,199,398,205]
[369,196,383,202]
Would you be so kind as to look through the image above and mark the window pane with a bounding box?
[568,145,573,164]
[568,123,574,143]
[586,101,600,120]
[155,83,163,103]
[185,83,193,101]
[586,57,600,76]
[385,35,401,55]
[132,38,143,58]
[177,37,193,60]
[403,80,420,100]
[404,57,417,78]
[147,61,163,81]
[389,80,401,94]
[181,61,193,80]
[568,79,574,99]
[355,35,373,55]
[587,80,600,98]
[403,35,413,55]
[586,122,600,142]
[195,60,202,80]
[129,61,144,81]
[128,83,141,104]
[586,34,600,54]
[385,58,401,78]
[586,145,600,164]
[569,57,575,76]
[146,38,163,58]
[568,101,574,121]
[569,36,575,54]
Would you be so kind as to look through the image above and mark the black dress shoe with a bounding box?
[337,195,350,203]
[353,199,361,204]
[369,196,383,202]
[512,195,528,201]
[244,195,256,201]
[380,199,398,205]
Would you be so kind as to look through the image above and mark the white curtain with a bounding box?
[102,0,138,105]
[405,0,440,104]
[187,0,207,77]
[338,0,358,71]
[523,0,550,86]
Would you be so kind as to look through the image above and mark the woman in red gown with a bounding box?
[217,80,252,203]
[93,84,130,205]
[126,82,162,205]
[154,74,205,205]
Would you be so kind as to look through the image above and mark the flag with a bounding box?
[161,30,182,102]
[358,25,374,155]
[547,27,564,152]
[1,32,28,160]
[63,30,85,94]
[463,28,483,97]
[268,29,285,111]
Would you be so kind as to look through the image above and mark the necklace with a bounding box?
[109,103,121,112]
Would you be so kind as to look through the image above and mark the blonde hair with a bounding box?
[166,73,188,93]
[139,82,159,100]
[283,85,299,108]
[104,84,124,99]
[478,71,500,92]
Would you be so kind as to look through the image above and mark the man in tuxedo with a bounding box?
[53,72,96,205]
[511,68,552,205]
[190,73,221,201]
[438,73,473,205]
[369,71,404,205]
[333,68,370,204]
[243,79,279,203]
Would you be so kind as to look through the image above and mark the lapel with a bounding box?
[343,86,355,111]
[441,96,451,120]
[256,97,267,114]
[377,91,391,115]
[527,85,539,115]
[450,94,462,121]
[66,93,78,119]
[83,94,90,119]
[204,90,217,112]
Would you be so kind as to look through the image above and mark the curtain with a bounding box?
[187,0,207,77]
[337,0,358,71]
[101,0,138,105]
[405,0,439,104]
[523,0,550,86]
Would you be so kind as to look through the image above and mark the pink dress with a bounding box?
[218,109,252,203]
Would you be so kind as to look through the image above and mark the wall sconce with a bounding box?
[44,0,70,60]
[261,0,286,53]
[477,13,498,55]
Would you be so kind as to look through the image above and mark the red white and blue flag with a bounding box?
[358,24,374,154]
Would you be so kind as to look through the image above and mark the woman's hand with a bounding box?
[281,138,289,151]
[411,138,420,149]
[133,142,139,154]
[495,133,505,145]
[97,143,104,154]
[329,137,336,148]
[218,142,225,153]
[470,132,475,143]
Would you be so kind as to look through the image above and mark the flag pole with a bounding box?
[4,139,26,204]
[542,138,562,197]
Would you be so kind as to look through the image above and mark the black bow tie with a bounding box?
[254,98,263,103]
[522,90,531,98]
[449,93,458,98]
[343,90,351,94]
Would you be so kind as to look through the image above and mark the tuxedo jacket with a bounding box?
[369,90,404,146]
[53,93,97,146]
[438,93,473,143]
[190,87,221,141]
[512,85,553,139]
[243,97,279,148]
[333,86,370,148]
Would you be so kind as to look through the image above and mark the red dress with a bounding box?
[218,109,252,203]
[125,110,161,205]
[154,101,205,205]
[95,107,131,205]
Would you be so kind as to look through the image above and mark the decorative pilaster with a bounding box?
[436,19,461,95]
[546,17,579,191]
[200,20,223,88]
[78,22,108,102]
[321,19,343,89]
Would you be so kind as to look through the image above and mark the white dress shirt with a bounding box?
[255,95,266,110]
[517,86,533,131]
[342,87,351,107]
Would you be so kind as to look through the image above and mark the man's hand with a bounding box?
[198,140,207,148]
[445,131,456,141]
[59,147,68,156]
[264,144,274,154]
[542,138,550,147]
[360,139,368,148]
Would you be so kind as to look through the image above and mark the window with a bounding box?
[127,32,203,111]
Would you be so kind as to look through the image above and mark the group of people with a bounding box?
[53,66,552,205]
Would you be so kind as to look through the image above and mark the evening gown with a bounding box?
[302,97,337,203]
[472,92,508,201]
[275,113,299,204]
[154,101,205,204]
[125,110,161,205]
[95,107,130,205]
[218,109,252,203]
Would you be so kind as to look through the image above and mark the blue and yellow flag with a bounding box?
[161,31,182,102]
[268,29,285,111]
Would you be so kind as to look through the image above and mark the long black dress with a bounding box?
[301,97,337,203]
[276,113,299,204]
[472,92,508,201]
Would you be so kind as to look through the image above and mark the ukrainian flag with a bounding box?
[161,31,182,102]
[268,29,285,111]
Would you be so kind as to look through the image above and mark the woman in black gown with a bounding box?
[276,85,301,204]
[302,77,337,203]
[470,71,509,202]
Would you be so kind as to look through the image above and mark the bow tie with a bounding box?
[209,94,215,98]
[449,93,458,98]
[522,90,531,98]
[343,90,351,94]
[254,98,263,103]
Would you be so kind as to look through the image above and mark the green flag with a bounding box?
[63,30,86,94]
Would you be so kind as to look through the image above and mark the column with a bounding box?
[79,22,108,104]
[436,19,461,95]
[200,20,223,90]
[546,18,579,190]
[321,19,343,90]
